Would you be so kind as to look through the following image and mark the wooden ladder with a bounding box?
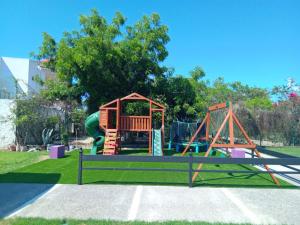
[103,129,118,155]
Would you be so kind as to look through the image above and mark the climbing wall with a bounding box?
[152,129,163,156]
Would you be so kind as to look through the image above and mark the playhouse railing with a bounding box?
[120,116,150,131]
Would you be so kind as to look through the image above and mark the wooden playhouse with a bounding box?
[99,93,165,155]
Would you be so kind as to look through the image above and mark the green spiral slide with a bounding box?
[84,111,105,155]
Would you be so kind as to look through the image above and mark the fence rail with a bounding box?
[78,148,300,187]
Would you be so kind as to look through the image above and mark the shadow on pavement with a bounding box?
[0,173,60,218]
[87,180,187,186]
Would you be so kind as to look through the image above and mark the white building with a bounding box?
[0,57,55,98]
[0,57,55,149]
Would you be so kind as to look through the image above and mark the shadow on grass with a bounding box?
[0,173,60,218]
[47,154,71,159]
[238,164,275,183]
[193,172,296,189]
[118,149,149,155]
[82,173,296,189]
[0,172,61,184]
[193,182,296,189]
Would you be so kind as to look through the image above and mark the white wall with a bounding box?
[0,99,15,148]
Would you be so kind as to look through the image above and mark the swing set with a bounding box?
[181,101,280,186]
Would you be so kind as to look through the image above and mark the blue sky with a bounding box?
[0,0,299,89]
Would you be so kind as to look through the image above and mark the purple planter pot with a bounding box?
[230,148,245,158]
[49,145,65,159]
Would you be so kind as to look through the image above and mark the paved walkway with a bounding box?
[243,149,300,186]
[2,183,300,224]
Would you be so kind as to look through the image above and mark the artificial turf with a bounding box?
[0,149,293,188]
[0,151,48,174]
[267,146,300,157]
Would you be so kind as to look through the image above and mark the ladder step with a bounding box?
[103,149,116,151]
[106,136,117,139]
[104,145,116,148]
[105,137,117,140]
[105,141,117,144]
[104,147,116,150]
[103,149,116,152]
[103,149,116,153]
[105,141,116,144]
[104,144,117,147]
[103,152,116,155]
[104,146,116,150]
[104,144,117,148]
[105,142,116,145]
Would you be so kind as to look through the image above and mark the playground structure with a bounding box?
[85,93,165,155]
[168,120,208,153]
[181,101,280,186]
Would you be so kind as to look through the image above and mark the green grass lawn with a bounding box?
[0,149,293,188]
[0,150,48,174]
[267,146,300,157]
[0,217,251,225]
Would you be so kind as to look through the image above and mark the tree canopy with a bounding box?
[34,10,169,112]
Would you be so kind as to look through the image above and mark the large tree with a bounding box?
[34,10,170,113]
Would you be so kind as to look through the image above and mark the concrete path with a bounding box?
[243,149,300,187]
[3,183,300,225]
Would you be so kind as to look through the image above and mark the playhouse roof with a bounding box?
[100,92,165,110]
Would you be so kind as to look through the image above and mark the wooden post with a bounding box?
[162,110,165,155]
[105,109,108,128]
[149,101,152,154]
[116,99,120,130]
[78,148,83,185]
[118,99,121,152]
[229,104,234,145]
[188,153,193,187]
[206,112,210,141]
[208,102,227,111]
